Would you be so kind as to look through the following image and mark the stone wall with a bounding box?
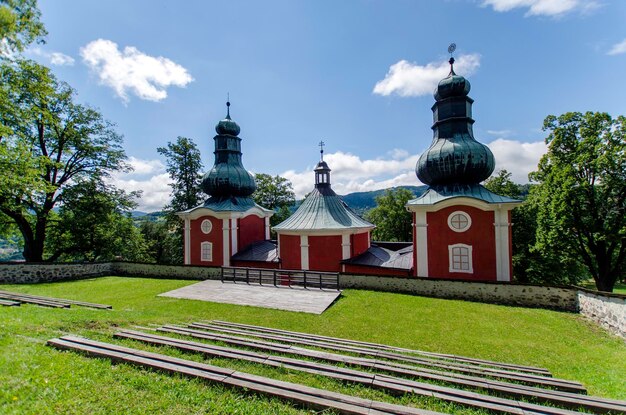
[0,262,113,284]
[112,262,221,280]
[339,273,578,311]
[577,289,626,339]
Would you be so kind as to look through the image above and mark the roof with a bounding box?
[406,184,521,206]
[203,196,260,212]
[273,187,374,232]
[232,240,279,263]
[342,244,413,270]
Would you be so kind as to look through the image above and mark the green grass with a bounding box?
[1,277,625,414]
[578,279,626,294]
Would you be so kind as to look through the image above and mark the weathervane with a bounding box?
[226,92,231,117]
[447,43,457,75]
[319,140,325,161]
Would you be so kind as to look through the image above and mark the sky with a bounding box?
[27,0,626,211]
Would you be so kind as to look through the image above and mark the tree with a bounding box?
[252,173,296,228]
[530,112,626,292]
[0,0,47,57]
[0,59,129,261]
[365,188,414,242]
[484,170,584,285]
[48,179,147,262]
[157,136,204,213]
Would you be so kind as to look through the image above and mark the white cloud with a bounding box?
[486,139,547,182]
[486,129,513,137]
[607,39,626,56]
[106,157,172,212]
[80,39,193,102]
[373,54,481,97]
[481,0,600,17]
[27,47,75,66]
[282,139,546,199]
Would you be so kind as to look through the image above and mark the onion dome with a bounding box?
[416,56,495,186]
[201,101,256,197]
[215,101,241,136]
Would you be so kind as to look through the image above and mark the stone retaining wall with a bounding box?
[339,274,578,311]
[112,262,221,280]
[0,262,113,284]
[577,289,626,339]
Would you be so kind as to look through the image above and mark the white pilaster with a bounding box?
[222,218,230,267]
[184,218,191,265]
[494,208,511,282]
[231,218,238,255]
[415,210,429,277]
[265,216,271,240]
[341,234,351,260]
[300,234,309,270]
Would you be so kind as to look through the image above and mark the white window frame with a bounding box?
[448,243,473,273]
[200,241,213,262]
[447,211,471,233]
[200,219,213,234]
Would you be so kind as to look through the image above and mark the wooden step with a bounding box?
[116,329,595,415]
[47,335,445,415]
[209,319,551,376]
[0,294,69,308]
[0,290,111,309]
[155,325,625,414]
[189,322,586,394]
[0,298,20,306]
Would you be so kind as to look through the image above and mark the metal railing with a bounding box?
[221,266,339,291]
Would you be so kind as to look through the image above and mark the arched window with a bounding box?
[448,211,471,232]
[200,219,213,234]
[201,242,213,262]
[448,243,473,273]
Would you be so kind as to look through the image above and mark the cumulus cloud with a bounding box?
[373,54,481,97]
[106,157,172,212]
[486,139,547,182]
[481,0,600,17]
[80,39,193,102]
[487,129,513,137]
[281,139,546,199]
[607,39,626,56]
[27,47,75,66]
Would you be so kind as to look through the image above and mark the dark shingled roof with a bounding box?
[232,240,279,263]
[342,244,413,270]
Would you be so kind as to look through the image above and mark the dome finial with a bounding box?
[226,93,231,119]
[447,43,457,76]
[319,140,325,161]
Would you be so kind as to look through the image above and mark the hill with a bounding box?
[339,185,428,214]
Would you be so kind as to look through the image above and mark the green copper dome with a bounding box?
[416,57,495,186]
[201,102,256,197]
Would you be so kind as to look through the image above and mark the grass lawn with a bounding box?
[578,279,626,295]
[1,277,625,414]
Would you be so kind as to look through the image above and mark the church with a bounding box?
[176,56,521,282]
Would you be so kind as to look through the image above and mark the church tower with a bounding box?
[177,102,273,267]
[406,53,521,281]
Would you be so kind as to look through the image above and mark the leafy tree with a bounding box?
[530,112,626,292]
[138,219,181,264]
[365,188,414,242]
[484,170,584,285]
[0,59,128,261]
[157,136,204,213]
[156,136,204,264]
[0,0,47,57]
[252,173,296,229]
[48,179,147,262]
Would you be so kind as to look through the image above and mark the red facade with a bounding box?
[308,235,343,272]
[279,234,301,270]
[238,215,265,252]
[189,216,223,267]
[351,232,370,257]
[426,206,497,280]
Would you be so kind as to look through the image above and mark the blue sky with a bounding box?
[28,0,626,211]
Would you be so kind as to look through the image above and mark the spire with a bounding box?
[226,97,231,119]
[447,43,456,76]
[314,143,331,188]
[416,46,494,186]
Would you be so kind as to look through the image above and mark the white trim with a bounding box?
[448,243,473,274]
[177,205,274,221]
[494,208,512,282]
[407,197,522,213]
[300,235,309,270]
[264,216,270,240]
[184,218,191,265]
[231,218,238,255]
[341,234,351,260]
[222,219,230,267]
[200,241,213,262]
[415,211,429,277]
[447,211,471,233]
[275,227,374,237]
[200,219,213,234]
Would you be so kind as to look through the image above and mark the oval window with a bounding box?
[447,211,471,232]
[200,219,213,234]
